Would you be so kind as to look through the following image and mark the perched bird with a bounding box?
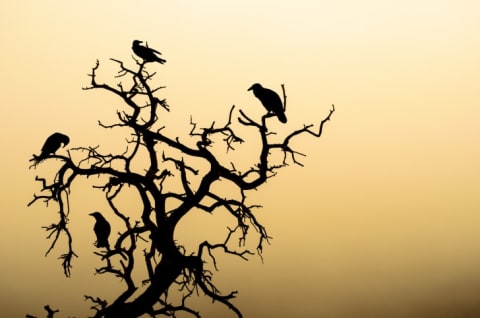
[248,83,287,123]
[89,212,111,249]
[132,40,166,64]
[30,132,70,165]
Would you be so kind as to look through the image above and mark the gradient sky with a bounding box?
[1,1,480,317]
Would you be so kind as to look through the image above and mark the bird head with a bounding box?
[61,135,70,147]
[248,83,262,92]
[89,211,102,219]
[133,40,143,46]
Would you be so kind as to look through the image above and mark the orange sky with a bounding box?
[1,1,480,317]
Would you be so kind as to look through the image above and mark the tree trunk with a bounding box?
[104,252,185,318]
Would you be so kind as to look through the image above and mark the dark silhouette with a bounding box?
[30,132,69,165]
[132,40,166,64]
[89,212,111,249]
[248,83,287,123]
[26,305,59,318]
[28,42,334,318]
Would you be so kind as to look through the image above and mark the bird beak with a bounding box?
[247,86,253,91]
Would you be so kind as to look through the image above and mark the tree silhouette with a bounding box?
[28,44,334,318]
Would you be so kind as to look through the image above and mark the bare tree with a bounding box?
[28,45,334,318]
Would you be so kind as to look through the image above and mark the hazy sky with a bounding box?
[1,1,480,317]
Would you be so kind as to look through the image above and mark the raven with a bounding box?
[132,40,166,64]
[30,132,70,165]
[248,83,287,123]
[89,212,111,249]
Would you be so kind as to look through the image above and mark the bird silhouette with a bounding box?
[89,212,111,249]
[132,40,166,64]
[30,132,70,165]
[248,83,287,123]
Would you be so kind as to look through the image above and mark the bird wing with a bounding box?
[140,47,158,60]
[253,87,287,123]
[149,47,162,55]
[41,133,69,154]
[41,135,60,154]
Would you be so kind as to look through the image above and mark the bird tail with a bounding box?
[29,154,44,167]
[277,112,287,123]
[157,57,167,64]
[97,240,110,249]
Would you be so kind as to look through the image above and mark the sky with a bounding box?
[1,1,480,317]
